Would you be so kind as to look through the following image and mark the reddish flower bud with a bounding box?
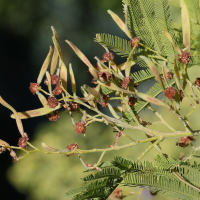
[100,94,109,107]
[52,85,63,96]
[167,72,173,80]
[94,63,101,69]
[29,83,41,95]
[113,188,123,199]
[121,77,132,89]
[176,136,195,147]
[46,111,60,121]
[128,97,137,107]
[102,52,114,62]
[66,143,79,157]
[164,87,176,100]
[47,96,59,108]
[195,78,200,86]
[98,71,111,82]
[69,102,80,111]
[51,74,61,85]
[75,121,86,134]
[178,51,191,64]
[18,133,29,149]
[130,37,140,48]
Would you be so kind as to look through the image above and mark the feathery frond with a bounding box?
[95,33,143,57]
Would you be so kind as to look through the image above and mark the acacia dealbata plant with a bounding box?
[1,0,200,199]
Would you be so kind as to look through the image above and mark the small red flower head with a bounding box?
[100,94,109,107]
[128,97,137,107]
[176,136,195,147]
[178,51,191,64]
[52,85,63,96]
[47,96,59,108]
[167,72,173,80]
[18,133,29,149]
[29,83,41,95]
[75,121,86,134]
[46,111,60,121]
[102,52,114,62]
[113,188,123,199]
[164,87,176,100]
[195,78,200,86]
[98,71,111,82]
[121,77,132,89]
[51,74,61,85]
[69,102,80,111]
[130,37,140,48]
[66,143,79,157]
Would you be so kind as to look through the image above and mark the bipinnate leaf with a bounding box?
[69,63,76,96]
[65,40,98,78]
[137,92,167,107]
[0,96,24,136]
[10,103,62,119]
[180,0,190,52]
[37,46,53,85]
[107,9,132,39]
[140,56,165,91]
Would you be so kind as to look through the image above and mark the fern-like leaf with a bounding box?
[95,33,144,57]
[83,167,122,182]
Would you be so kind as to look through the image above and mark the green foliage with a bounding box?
[3,0,200,199]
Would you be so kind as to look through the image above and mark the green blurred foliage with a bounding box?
[4,0,200,200]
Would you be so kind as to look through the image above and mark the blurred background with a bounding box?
[0,0,199,200]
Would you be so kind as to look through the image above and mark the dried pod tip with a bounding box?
[179,90,184,102]
[91,77,98,84]
[51,74,61,85]
[167,72,173,80]
[116,131,123,138]
[47,96,59,108]
[66,143,79,157]
[102,52,114,62]
[100,94,109,107]
[18,133,29,149]
[164,87,176,100]
[46,111,60,121]
[94,63,101,70]
[130,37,140,48]
[128,96,137,107]
[176,136,195,147]
[121,77,132,89]
[75,121,86,134]
[195,78,200,86]
[52,85,63,96]
[29,83,41,95]
[178,51,191,64]
[113,188,123,199]
[98,71,111,82]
